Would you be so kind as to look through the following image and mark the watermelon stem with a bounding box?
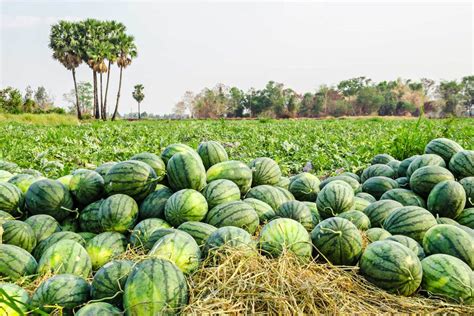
[60,206,80,219]
[88,289,124,303]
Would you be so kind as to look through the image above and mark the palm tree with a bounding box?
[132,84,145,119]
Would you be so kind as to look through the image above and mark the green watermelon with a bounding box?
[203,180,242,211]
[337,210,371,230]
[0,182,24,216]
[144,228,177,251]
[383,206,437,243]
[361,164,395,183]
[423,224,474,269]
[79,199,104,233]
[167,151,207,192]
[410,166,455,197]
[353,196,371,211]
[99,194,138,233]
[456,208,474,229]
[60,215,79,232]
[203,226,255,257]
[8,174,42,193]
[288,172,320,201]
[77,232,96,243]
[311,217,363,265]
[0,283,30,315]
[161,143,196,164]
[138,185,173,220]
[387,160,401,177]
[258,218,312,261]
[248,157,281,186]
[2,220,36,252]
[130,152,166,182]
[355,192,376,203]
[0,244,37,281]
[175,221,216,245]
[406,154,446,178]
[420,254,473,304]
[436,217,459,225]
[340,172,361,183]
[205,200,259,234]
[398,155,419,177]
[395,177,410,188]
[123,258,188,315]
[130,218,171,248]
[95,162,117,178]
[449,150,474,179]
[164,189,208,227]
[363,200,403,227]
[25,214,61,242]
[319,175,361,192]
[427,180,466,218]
[380,188,426,208]
[30,274,90,313]
[365,227,391,242]
[425,138,463,164]
[274,200,314,231]
[386,235,425,260]
[275,176,290,190]
[316,181,355,219]
[57,174,73,189]
[75,302,122,316]
[91,259,133,307]
[460,177,474,207]
[86,232,127,270]
[0,210,14,226]
[25,179,74,221]
[245,185,295,210]
[0,170,13,182]
[243,198,276,223]
[33,231,86,260]
[207,160,253,194]
[371,153,395,165]
[69,169,104,205]
[362,176,399,200]
[38,239,92,278]
[303,201,321,225]
[197,141,229,170]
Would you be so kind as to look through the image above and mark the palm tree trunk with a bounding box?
[112,66,123,121]
[103,60,112,120]
[94,71,100,119]
[72,69,82,120]
[92,71,97,118]
[138,102,141,119]
[100,72,104,120]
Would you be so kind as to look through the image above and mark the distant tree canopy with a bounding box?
[0,86,64,114]
[173,76,474,118]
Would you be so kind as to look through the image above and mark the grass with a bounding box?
[0,113,79,126]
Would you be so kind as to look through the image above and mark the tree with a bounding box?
[173,101,187,117]
[0,87,23,113]
[63,82,94,115]
[227,87,246,117]
[438,80,463,115]
[34,87,53,109]
[355,86,384,115]
[132,84,145,119]
[461,76,474,116]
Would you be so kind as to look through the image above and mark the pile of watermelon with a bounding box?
[0,137,473,314]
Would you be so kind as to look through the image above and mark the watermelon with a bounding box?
[380,188,426,208]
[387,160,401,177]
[245,185,295,210]
[340,172,361,183]
[436,217,459,225]
[33,231,86,260]
[104,160,157,201]
[424,138,463,164]
[303,201,321,225]
[0,170,13,182]
[206,160,253,194]
[311,217,363,265]
[0,210,14,225]
[86,232,127,270]
[0,160,18,173]
[449,150,474,179]
[372,153,395,165]
[202,179,241,209]
[319,175,361,192]
[197,141,229,170]
[57,174,73,189]
[91,259,133,307]
[167,151,207,192]
[95,162,117,178]
[1,220,36,252]
[420,254,473,304]
[456,208,474,229]
[248,157,281,186]
[30,274,90,313]
[123,258,188,315]
[427,180,466,218]
[130,218,171,248]
[460,177,474,207]
[362,176,399,200]
[77,232,96,242]
[38,239,92,278]
[356,192,376,203]
[409,166,455,197]
[165,189,208,226]
[205,200,259,234]
[406,154,446,178]
[60,215,79,232]
[243,198,276,223]
[353,196,371,211]
[75,302,122,316]
[423,224,474,269]
[138,185,173,220]
[161,143,196,164]
[203,226,255,257]
[149,230,201,274]
[363,200,403,227]
[25,214,61,242]
[21,169,43,177]
[383,206,437,243]
[25,179,74,221]
[337,210,371,230]
[386,235,425,260]
[79,199,104,233]
[274,200,314,231]
[365,227,391,242]
[69,169,104,205]
[177,221,217,246]
[144,228,177,251]
[275,176,290,190]
[361,164,395,183]
[8,173,41,193]
[258,218,312,261]
[359,240,422,296]
[0,283,30,315]
[99,194,138,233]
[316,181,355,219]
[0,182,24,216]
[0,244,37,281]
[130,152,166,181]
[288,172,320,201]
[398,155,419,177]
[395,177,410,188]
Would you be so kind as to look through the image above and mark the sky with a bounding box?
[0,0,472,115]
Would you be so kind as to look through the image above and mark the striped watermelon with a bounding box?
[371,153,395,165]
[275,200,314,231]
[316,181,355,219]
[275,176,290,190]
[86,232,127,270]
[421,254,473,304]
[258,218,312,261]
[57,174,73,189]
[202,179,240,209]
[207,160,253,194]
[337,210,371,230]
[319,175,361,192]
[99,194,138,233]
[25,214,61,242]
[8,173,42,193]
[30,274,90,313]
[138,185,173,220]
[91,259,133,307]
[311,217,363,265]
[387,160,401,177]
[79,199,104,233]
[398,155,419,177]
[69,169,104,206]
[0,182,24,216]
[33,231,86,260]
[303,201,321,226]
[60,216,79,232]
[340,172,361,183]
[245,185,295,210]
[78,232,96,243]
[456,208,474,229]
[130,218,171,248]
[365,227,391,242]
[76,302,122,316]
[149,230,201,274]
[356,192,376,203]
[436,217,459,225]
[205,200,259,234]
[104,160,157,201]
[197,141,229,170]
[423,224,474,269]
[380,188,426,208]
[409,166,455,197]
[25,179,74,221]
[395,177,410,188]
[0,244,37,281]
[353,197,371,211]
[383,206,437,243]
[2,220,36,252]
[0,283,30,315]
[460,177,473,207]
[38,239,92,278]
[165,189,208,226]
[243,198,276,223]
[363,200,403,227]
[406,154,446,178]
[386,235,425,260]
[288,172,320,201]
[362,176,399,200]
[449,150,474,179]
[144,228,177,251]
[203,226,255,257]
[177,221,217,246]
[0,170,13,182]
[361,164,395,183]
[130,152,166,182]
[248,157,281,186]
[425,138,463,164]
[95,162,117,178]
[427,180,466,218]
[123,258,188,315]
[0,210,14,225]
[167,151,207,192]
[161,143,196,164]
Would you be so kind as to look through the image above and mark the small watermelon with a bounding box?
[91,259,133,307]
[372,153,395,165]
[165,189,208,227]
[353,196,370,211]
[387,160,401,177]
[316,181,355,219]
[0,182,24,216]
[197,141,229,170]
[319,175,361,192]
[69,169,104,205]
[337,210,371,230]
[398,155,419,177]
[207,160,253,194]
[86,232,127,270]
[95,162,117,177]
[130,152,166,182]
[274,200,314,231]
[161,143,196,164]
[460,177,473,207]
[383,206,437,243]
[409,166,455,197]
[361,176,398,200]
[248,157,282,186]
[395,177,410,188]
[60,215,79,232]
[202,179,241,209]
[288,172,320,201]
[138,185,173,220]
[203,226,255,257]
[33,231,86,260]
[99,194,138,233]
[25,179,74,221]
[303,201,321,226]
[2,220,37,252]
[380,188,426,208]
[0,283,30,315]
[25,214,61,242]
[0,170,13,182]
[456,207,474,229]
[363,200,403,227]
[427,180,466,218]
[406,154,446,178]
[361,164,395,183]
[245,185,295,210]
[0,244,37,281]
[365,227,391,242]
[75,302,122,316]
[79,199,104,233]
[144,228,177,251]
[177,221,217,246]
[8,173,41,193]
[130,218,171,248]
[355,192,376,203]
[275,176,290,190]
[386,235,425,260]
[205,200,259,234]
[424,138,463,164]
[243,198,276,223]
[449,150,474,179]
[167,151,207,192]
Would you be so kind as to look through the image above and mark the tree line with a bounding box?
[173,76,474,118]
[0,86,65,115]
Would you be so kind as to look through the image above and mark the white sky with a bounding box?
[1,1,472,115]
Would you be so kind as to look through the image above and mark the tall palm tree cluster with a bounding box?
[49,19,137,120]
